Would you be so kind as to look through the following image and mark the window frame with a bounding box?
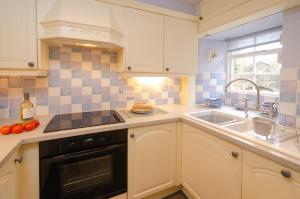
[227,34,282,97]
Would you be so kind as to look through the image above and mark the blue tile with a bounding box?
[48,79,60,87]
[36,97,48,106]
[60,88,71,96]
[49,47,60,60]
[0,99,8,109]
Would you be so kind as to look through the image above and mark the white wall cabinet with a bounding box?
[0,151,19,199]
[164,17,198,74]
[128,122,177,199]
[125,8,164,73]
[182,123,242,199]
[197,0,300,35]
[125,8,198,74]
[0,0,37,70]
[242,150,300,199]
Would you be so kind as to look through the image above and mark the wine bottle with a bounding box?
[20,93,35,122]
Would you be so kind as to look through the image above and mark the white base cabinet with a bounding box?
[182,123,242,199]
[0,151,19,199]
[128,122,177,199]
[242,150,300,199]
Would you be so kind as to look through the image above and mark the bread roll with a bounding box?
[132,103,153,113]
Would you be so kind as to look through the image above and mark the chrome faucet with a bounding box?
[243,98,250,118]
[224,78,260,111]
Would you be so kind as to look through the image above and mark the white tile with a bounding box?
[72,104,82,112]
[60,69,72,79]
[48,87,60,96]
[101,79,110,87]
[81,62,93,71]
[71,79,82,87]
[280,68,298,81]
[71,52,82,62]
[61,96,71,105]
[8,88,22,98]
[48,60,60,69]
[82,87,92,95]
[279,102,297,115]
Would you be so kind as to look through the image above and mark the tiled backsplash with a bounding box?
[0,47,181,119]
[195,72,224,104]
[195,72,279,109]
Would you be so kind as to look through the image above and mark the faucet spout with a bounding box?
[224,78,260,111]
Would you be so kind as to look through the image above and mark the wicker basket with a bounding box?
[252,117,275,137]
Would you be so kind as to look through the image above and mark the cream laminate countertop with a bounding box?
[1,104,300,173]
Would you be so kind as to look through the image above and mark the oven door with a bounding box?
[40,144,127,199]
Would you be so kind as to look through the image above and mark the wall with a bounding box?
[196,38,279,108]
[0,47,181,119]
[195,39,226,104]
[278,6,300,128]
[135,0,197,15]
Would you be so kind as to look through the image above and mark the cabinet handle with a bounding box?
[231,151,239,158]
[281,170,291,179]
[28,62,35,68]
[14,157,23,164]
[165,67,170,72]
[127,66,131,71]
[130,134,135,138]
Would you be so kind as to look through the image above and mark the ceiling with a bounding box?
[206,12,283,41]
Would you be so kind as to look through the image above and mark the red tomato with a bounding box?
[23,122,35,132]
[0,125,12,135]
[32,120,40,128]
[11,124,24,134]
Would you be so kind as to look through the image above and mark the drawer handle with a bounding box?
[281,170,291,179]
[231,151,239,158]
[28,62,35,67]
[14,157,23,164]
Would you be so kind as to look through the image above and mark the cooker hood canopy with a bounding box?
[40,0,125,48]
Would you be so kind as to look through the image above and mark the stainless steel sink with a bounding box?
[186,111,239,125]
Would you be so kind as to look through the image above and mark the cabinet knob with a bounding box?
[165,67,170,72]
[127,66,132,71]
[199,16,203,20]
[281,169,291,179]
[231,151,239,158]
[130,134,135,138]
[14,157,23,164]
[28,62,35,68]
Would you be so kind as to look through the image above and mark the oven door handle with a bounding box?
[52,143,125,161]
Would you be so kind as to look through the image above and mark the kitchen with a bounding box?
[0,0,300,199]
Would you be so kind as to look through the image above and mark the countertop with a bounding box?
[1,104,300,173]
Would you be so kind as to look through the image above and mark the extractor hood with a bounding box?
[40,0,125,48]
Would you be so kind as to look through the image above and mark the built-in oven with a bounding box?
[39,129,127,199]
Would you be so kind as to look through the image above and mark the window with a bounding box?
[228,28,282,94]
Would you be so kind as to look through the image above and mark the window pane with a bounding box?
[255,75,280,92]
[230,75,255,91]
[255,54,281,74]
[231,57,253,74]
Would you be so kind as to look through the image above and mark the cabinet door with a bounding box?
[128,122,177,199]
[164,17,197,74]
[0,0,37,69]
[242,150,300,199]
[125,8,164,73]
[0,152,18,199]
[182,123,241,199]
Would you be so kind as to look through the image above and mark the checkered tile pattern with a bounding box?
[0,47,181,119]
[195,72,225,104]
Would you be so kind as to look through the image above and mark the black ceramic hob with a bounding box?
[44,110,125,133]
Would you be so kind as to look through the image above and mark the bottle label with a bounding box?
[23,108,35,120]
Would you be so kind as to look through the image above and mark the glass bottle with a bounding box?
[20,93,35,122]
